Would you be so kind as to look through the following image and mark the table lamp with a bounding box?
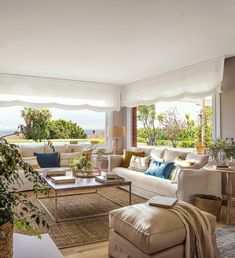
[108,126,126,154]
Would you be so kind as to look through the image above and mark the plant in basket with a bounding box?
[0,138,49,258]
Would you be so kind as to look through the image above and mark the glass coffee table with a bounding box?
[38,172,131,223]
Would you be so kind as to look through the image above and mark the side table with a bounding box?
[205,165,235,224]
[13,233,63,258]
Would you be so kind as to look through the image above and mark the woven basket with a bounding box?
[194,194,222,220]
[0,221,13,258]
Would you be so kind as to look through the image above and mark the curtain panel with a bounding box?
[0,74,122,112]
[122,57,225,107]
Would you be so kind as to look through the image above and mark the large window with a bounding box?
[137,96,213,151]
[0,106,106,144]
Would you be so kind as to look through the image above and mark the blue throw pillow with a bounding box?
[34,152,60,168]
[146,160,175,179]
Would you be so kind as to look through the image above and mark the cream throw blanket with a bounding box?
[170,201,219,258]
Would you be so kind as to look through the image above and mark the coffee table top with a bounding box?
[41,171,131,191]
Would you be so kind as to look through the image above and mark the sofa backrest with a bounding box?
[19,144,45,157]
[19,143,91,157]
[185,152,209,169]
[129,147,153,157]
[163,149,188,162]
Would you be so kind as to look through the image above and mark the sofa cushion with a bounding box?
[146,161,175,179]
[128,156,151,172]
[186,153,209,169]
[150,148,165,161]
[66,144,83,153]
[121,150,145,168]
[35,152,60,168]
[45,144,67,154]
[20,144,45,157]
[109,203,186,254]
[112,167,177,197]
[174,156,195,167]
[22,156,40,169]
[164,149,188,162]
[60,152,81,167]
[109,203,216,255]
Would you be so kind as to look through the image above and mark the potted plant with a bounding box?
[69,150,93,176]
[209,138,235,166]
[69,148,105,177]
[0,138,49,258]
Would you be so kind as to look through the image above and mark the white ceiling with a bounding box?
[1,0,235,85]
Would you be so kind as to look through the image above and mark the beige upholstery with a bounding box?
[109,148,222,201]
[109,230,184,258]
[150,148,165,161]
[44,144,67,153]
[163,149,188,162]
[109,203,217,258]
[110,203,186,254]
[112,167,177,198]
[20,144,45,157]
[186,152,209,169]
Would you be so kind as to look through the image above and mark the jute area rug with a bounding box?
[15,188,145,249]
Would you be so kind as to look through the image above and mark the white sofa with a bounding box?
[109,147,222,202]
[14,143,93,191]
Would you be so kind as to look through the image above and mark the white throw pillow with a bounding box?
[185,153,209,169]
[128,155,151,172]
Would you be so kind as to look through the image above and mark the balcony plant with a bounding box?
[209,138,235,165]
[0,138,49,258]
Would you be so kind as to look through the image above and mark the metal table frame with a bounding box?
[38,182,132,223]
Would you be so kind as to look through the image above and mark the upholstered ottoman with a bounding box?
[109,203,217,258]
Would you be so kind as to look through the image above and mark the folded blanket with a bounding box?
[170,201,219,258]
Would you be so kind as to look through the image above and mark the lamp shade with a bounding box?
[108,126,126,138]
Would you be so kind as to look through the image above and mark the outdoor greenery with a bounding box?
[137,105,157,145]
[48,119,86,139]
[19,108,86,140]
[137,105,212,148]
[0,138,48,236]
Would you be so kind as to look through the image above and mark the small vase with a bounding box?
[0,221,13,258]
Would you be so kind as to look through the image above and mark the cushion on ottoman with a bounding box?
[109,203,216,255]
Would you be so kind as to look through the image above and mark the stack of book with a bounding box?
[37,168,66,177]
[213,164,232,170]
[148,196,178,208]
[51,176,75,184]
[95,175,125,184]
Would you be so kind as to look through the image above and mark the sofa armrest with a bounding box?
[108,155,123,172]
[177,168,222,203]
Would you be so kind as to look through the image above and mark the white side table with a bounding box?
[13,233,63,258]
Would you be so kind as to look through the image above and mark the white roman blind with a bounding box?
[0,74,121,112]
[122,57,225,107]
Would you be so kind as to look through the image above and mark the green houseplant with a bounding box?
[0,138,49,258]
[209,138,235,165]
